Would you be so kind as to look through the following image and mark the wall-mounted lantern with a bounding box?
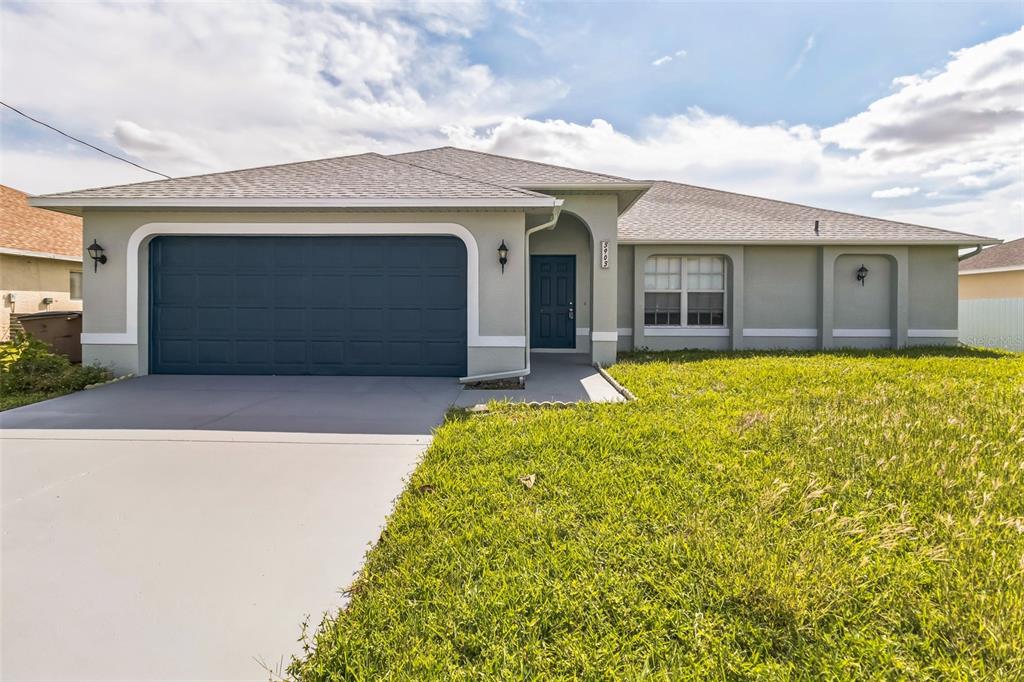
[497,240,509,274]
[856,264,869,286]
[87,239,107,272]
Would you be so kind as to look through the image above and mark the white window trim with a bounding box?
[643,255,728,329]
[79,222,519,347]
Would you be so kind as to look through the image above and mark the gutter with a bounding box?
[459,203,563,384]
[958,245,984,261]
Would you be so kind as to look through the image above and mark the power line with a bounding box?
[0,100,172,179]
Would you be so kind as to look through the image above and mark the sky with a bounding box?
[1,1,1022,241]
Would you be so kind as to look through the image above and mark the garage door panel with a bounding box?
[150,236,466,376]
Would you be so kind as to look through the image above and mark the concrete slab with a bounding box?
[454,353,625,408]
[0,375,465,434]
[1,430,424,681]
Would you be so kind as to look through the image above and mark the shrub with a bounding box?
[0,334,111,394]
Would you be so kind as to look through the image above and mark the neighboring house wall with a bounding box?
[618,245,959,352]
[0,253,83,339]
[959,270,1024,299]
[958,269,1024,351]
[81,209,528,377]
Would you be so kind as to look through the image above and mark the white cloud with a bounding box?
[786,34,816,79]
[652,56,672,67]
[872,186,920,199]
[0,4,1020,242]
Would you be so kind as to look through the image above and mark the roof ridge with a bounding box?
[644,179,994,242]
[382,152,551,200]
[392,146,636,183]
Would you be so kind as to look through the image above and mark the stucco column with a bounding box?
[820,247,835,350]
[729,248,744,351]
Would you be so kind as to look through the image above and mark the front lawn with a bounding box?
[292,349,1023,679]
[0,336,110,411]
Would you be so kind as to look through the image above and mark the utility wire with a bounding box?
[1,100,172,179]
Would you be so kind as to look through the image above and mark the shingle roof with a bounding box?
[389,146,638,186]
[618,180,997,244]
[959,237,1024,271]
[0,184,81,259]
[33,152,548,202]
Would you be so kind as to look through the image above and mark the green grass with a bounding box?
[292,348,1024,680]
[0,390,69,411]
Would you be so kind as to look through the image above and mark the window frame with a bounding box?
[69,271,83,301]
[643,255,728,329]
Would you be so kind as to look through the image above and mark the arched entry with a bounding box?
[528,212,593,353]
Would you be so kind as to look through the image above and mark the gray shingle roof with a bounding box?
[959,237,1024,271]
[389,146,638,186]
[34,152,547,201]
[619,180,997,244]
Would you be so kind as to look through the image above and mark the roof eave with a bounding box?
[0,246,82,262]
[959,264,1024,275]
[618,237,1003,247]
[28,196,562,213]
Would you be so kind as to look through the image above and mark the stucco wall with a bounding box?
[959,270,1024,300]
[530,212,591,353]
[80,209,529,376]
[1,253,83,339]
[616,245,634,351]
[619,244,960,351]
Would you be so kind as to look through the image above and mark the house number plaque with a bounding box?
[600,240,610,269]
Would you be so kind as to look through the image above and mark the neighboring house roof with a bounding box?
[0,184,82,260]
[959,237,1024,273]
[618,180,998,245]
[389,146,641,188]
[29,153,558,209]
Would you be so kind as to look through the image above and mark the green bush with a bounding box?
[0,334,111,395]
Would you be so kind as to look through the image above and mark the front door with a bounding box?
[530,255,575,348]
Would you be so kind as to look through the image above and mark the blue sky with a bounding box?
[1,1,1022,239]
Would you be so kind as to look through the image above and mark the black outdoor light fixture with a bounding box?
[856,263,869,286]
[498,239,509,273]
[87,239,107,272]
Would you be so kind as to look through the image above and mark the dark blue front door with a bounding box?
[530,255,575,348]
[149,236,466,376]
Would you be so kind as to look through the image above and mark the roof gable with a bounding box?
[0,184,82,259]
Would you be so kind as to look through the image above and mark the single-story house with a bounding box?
[958,237,1023,351]
[29,147,1000,380]
[1,184,83,340]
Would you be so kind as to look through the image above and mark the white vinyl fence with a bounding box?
[959,298,1024,351]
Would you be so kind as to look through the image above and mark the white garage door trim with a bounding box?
[80,222,514,347]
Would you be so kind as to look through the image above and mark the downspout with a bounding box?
[459,201,563,384]
[958,245,983,261]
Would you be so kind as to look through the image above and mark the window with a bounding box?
[644,255,726,327]
[69,271,82,300]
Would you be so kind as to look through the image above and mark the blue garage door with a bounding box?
[149,236,467,376]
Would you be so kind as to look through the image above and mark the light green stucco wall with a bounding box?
[81,208,530,376]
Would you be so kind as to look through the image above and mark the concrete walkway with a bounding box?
[453,353,625,408]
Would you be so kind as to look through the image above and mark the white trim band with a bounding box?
[591,331,619,342]
[643,327,730,337]
[908,329,958,338]
[473,336,527,347]
[575,327,590,336]
[743,328,818,337]
[617,327,633,337]
[833,328,892,338]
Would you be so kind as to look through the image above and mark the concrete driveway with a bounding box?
[1,376,463,681]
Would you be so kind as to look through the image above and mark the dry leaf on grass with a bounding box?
[518,474,536,489]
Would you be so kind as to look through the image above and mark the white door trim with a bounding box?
[81,222,490,346]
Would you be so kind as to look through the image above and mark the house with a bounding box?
[1,184,83,340]
[28,147,1000,379]
[958,237,1023,351]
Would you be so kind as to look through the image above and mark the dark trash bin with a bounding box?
[17,311,83,363]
